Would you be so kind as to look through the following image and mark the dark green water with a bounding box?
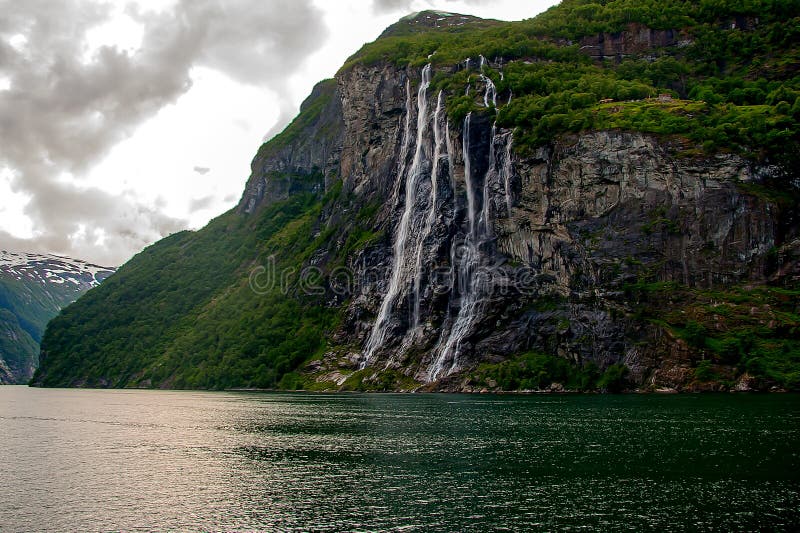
[0,387,798,531]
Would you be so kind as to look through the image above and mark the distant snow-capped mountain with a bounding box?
[0,250,115,384]
[0,251,114,291]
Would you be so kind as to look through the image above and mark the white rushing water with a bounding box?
[411,90,449,330]
[428,119,516,381]
[479,55,497,108]
[500,131,514,217]
[463,113,476,239]
[361,60,516,379]
[362,65,432,367]
[390,79,414,204]
[479,123,496,236]
[428,113,485,381]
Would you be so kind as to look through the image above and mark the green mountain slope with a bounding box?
[35,192,340,388]
[33,0,800,391]
[34,77,346,388]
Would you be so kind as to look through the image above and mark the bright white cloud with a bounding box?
[83,7,144,61]
[0,168,34,239]
[0,0,328,266]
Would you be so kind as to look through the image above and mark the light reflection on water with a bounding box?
[0,387,798,531]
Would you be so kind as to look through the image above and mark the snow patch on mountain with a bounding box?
[0,250,115,290]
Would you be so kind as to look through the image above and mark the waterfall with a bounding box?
[483,77,497,108]
[361,64,433,367]
[445,105,456,192]
[500,132,514,217]
[478,55,497,108]
[428,113,484,381]
[443,111,458,308]
[391,79,414,203]
[463,114,476,239]
[479,124,496,236]
[360,62,516,377]
[411,90,448,329]
[427,121,516,381]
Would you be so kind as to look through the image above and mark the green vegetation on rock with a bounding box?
[347,0,800,163]
[34,188,342,389]
[627,282,800,389]
[470,351,630,392]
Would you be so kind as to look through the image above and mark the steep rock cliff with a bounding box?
[239,79,344,214]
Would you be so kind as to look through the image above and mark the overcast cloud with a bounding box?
[0,0,327,266]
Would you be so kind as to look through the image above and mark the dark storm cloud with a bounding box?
[0,0,328,265]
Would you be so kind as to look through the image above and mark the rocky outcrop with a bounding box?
[0,358,14,384]
[503,132,777,290]
[338,63,408,198]
[578,24,684,61]
[238,79,344,214]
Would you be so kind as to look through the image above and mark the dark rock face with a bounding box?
[238,79,344,214]
[246,61,797,390]
[508,132,778,288]
[338,63,409,198]
[578,23,684,61]
[488,132,789,387]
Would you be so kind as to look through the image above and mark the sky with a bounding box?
[0,0,558,267]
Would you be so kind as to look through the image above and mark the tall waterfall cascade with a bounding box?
[361,64,433,368]
[361,63,515,381]
[426,117,515,381]
[411,90,449,330]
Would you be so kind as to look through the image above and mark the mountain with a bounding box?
[0,251,114,383]
[33,1,800,391]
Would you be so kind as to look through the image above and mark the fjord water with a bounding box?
[1,387,798,531]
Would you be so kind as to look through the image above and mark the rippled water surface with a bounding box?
[1,387,798,531]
